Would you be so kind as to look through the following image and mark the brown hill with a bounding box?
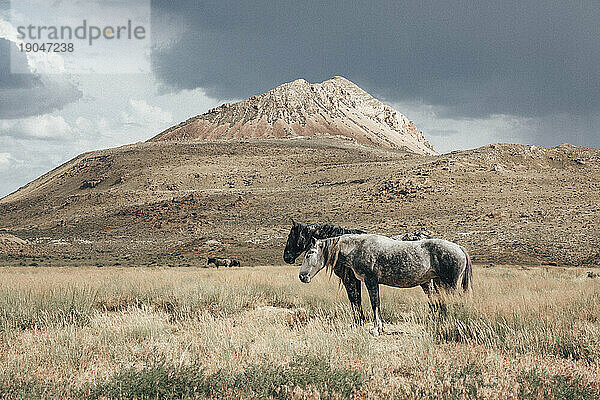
[0,137,599,267]
[150,76,436,155]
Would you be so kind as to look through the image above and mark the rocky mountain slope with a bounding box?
[0,137,598,267]
[151,76,436,155]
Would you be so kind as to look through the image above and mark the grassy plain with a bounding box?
[1,264,599,399]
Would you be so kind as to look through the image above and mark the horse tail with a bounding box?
[460,246,473,295]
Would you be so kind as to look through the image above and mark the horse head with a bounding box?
[298,237,327,283]
[283,219,311,264]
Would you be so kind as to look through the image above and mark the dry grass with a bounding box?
[0,265,599,399]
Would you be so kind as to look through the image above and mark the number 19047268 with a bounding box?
[19,42,74,52]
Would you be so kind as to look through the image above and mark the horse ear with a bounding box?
[290,217,297,227]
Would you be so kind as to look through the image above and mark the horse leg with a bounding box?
[435,271,459,316]
[342,271,365,325]
[421,278,446,315]
[421,280,439,311]
[365,277,383,336]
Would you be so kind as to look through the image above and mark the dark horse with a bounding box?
[283,220,452,324]
[284,220,367,321]
[207,257,240,268]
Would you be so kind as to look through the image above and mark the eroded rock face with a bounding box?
[151,76,436,155]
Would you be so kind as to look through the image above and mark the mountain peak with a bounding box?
[274,78,310,89]
[151,77,436,155]
[325,75,357,85]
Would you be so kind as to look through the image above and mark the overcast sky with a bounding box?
[1,1,599,197]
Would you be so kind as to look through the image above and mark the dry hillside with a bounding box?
[0,137,598,267]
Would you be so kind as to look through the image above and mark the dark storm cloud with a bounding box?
[151,0,599,121]
[0,39,82,119]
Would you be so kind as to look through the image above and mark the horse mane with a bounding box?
[297,222,360,286]
[302,223,365,240]
[321,237,341,275]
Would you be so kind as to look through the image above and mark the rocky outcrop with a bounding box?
[0,232,36,255]
[151,76,436,155]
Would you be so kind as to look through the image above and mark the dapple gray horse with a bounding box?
[284,220,433,324]
[299,234,472,335]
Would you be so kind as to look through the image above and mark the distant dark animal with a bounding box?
[283,220,435,324]
[207,257,240,268]
[299,234,472,335]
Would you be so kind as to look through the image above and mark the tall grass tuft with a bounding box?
[0,285,98,331]
[412,293,600,363]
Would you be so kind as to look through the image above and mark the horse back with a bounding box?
[335,235,465,288]
[421,239,466,265]
[333,235,430,285]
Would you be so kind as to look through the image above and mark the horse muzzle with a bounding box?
[298,273,311,283]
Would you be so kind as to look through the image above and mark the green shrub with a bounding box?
[84,356,364,399]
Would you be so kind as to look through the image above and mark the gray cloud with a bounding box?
[393,100,600,153]
[0,38,82,119]
[151,1,600,125]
